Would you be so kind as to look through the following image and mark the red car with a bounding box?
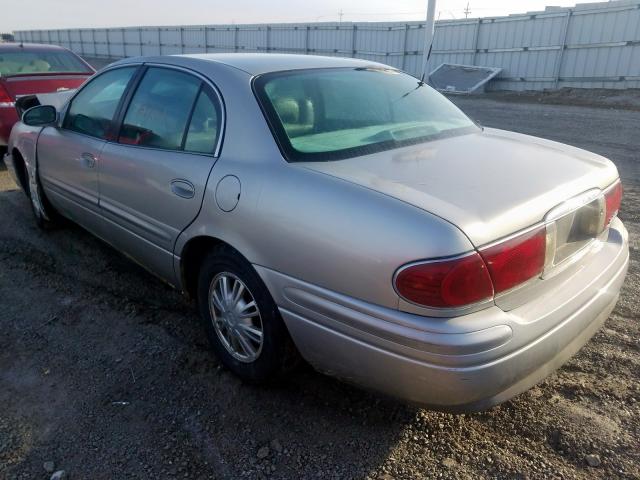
[0,43,94,148]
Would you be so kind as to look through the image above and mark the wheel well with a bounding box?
[180,236,229,300]
[11,148,29,195]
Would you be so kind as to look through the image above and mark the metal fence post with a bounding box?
[138,27,143,56]
[91,29,96,56]
[266,26,270,52]
[157,27,162,55]
[554,10,572,89]
[106,29,112,57]
[79,29,85,55]
[234,26,239,52]
[122,28,126,57]
[179,26,184,53]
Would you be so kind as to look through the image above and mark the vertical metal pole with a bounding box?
[351,24,357,57]
[158,27,162,55]
[203,27,208,53]
[122,28,126,57]
[554,10,572,90]
[234,27,239,52]
[305,25,310,55]
[401,24,409,70]
[106,29,111,58]
[420,0,437,81]
[471,18,481,65]
[265,26,270,53]
[91,29,96,56]
[179,27,184,54]
[138,28,143,56]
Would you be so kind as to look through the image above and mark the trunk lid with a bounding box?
[301,128,618,247]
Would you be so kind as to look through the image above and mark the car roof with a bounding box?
[0,42,71,52]
[115,53,391,76]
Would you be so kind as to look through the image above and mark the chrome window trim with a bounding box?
[58,62,226,158]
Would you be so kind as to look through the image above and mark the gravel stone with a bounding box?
[257,446,270,459]
[585,454,602,467]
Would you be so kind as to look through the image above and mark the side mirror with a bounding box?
[22,105,58,127]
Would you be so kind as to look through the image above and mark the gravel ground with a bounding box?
[0,95,638,480]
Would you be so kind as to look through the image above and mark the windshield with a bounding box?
[254,67,478,162]
[0,50,91,76]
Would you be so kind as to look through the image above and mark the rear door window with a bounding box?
[64,66,136,140]
[183,90,221,154]
[119,67,201,150]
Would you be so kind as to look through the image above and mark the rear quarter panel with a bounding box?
[172,59,474,308]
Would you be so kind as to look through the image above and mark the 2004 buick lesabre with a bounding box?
[4,54,628,412]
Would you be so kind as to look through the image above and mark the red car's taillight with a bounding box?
[604,180,623,228]
[394,253,494,308]
[479,226,546,294]
[395,226,547,308]
[0,83,13,106]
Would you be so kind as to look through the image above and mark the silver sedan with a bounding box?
[4,54,628,412]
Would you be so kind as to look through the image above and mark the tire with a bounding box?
[197,245,297,383]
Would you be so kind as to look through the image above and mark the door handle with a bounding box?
[171,179,195,199]
[79,152,96,168]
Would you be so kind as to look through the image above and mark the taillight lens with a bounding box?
[480,226,546,294]
[394,253,494,308]
[0,83,13,106]
[604,180,622,227]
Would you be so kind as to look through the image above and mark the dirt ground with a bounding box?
[0,95,638,480]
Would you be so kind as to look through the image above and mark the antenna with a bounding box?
[464,2,471,18]
[420,0,437,83]
[339,9,344,23]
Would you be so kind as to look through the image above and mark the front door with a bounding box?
[38,66,138,234]
[97,66,223,283]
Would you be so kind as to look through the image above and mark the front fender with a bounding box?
[7,121,49,220]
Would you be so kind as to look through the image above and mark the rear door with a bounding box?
[98,65,223,283]
[37,66,138,233]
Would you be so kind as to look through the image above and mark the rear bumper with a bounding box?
[0,106,19,146]
[257,218,629,412]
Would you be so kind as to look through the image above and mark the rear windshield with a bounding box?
[0,50,91,76]
[254,67,478,162]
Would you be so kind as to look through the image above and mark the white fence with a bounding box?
[13,0,640,91]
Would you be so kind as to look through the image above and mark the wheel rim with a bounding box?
[209,272,264,363]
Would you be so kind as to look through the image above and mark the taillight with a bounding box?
[603,180,622,228]
[0,83,14,107]
[480,226,546,294]
[394,253,494,308]
[395,226,547,309]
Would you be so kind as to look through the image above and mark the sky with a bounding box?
[0,0,582,32]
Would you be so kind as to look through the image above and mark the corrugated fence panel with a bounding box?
[11,0,640,90]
